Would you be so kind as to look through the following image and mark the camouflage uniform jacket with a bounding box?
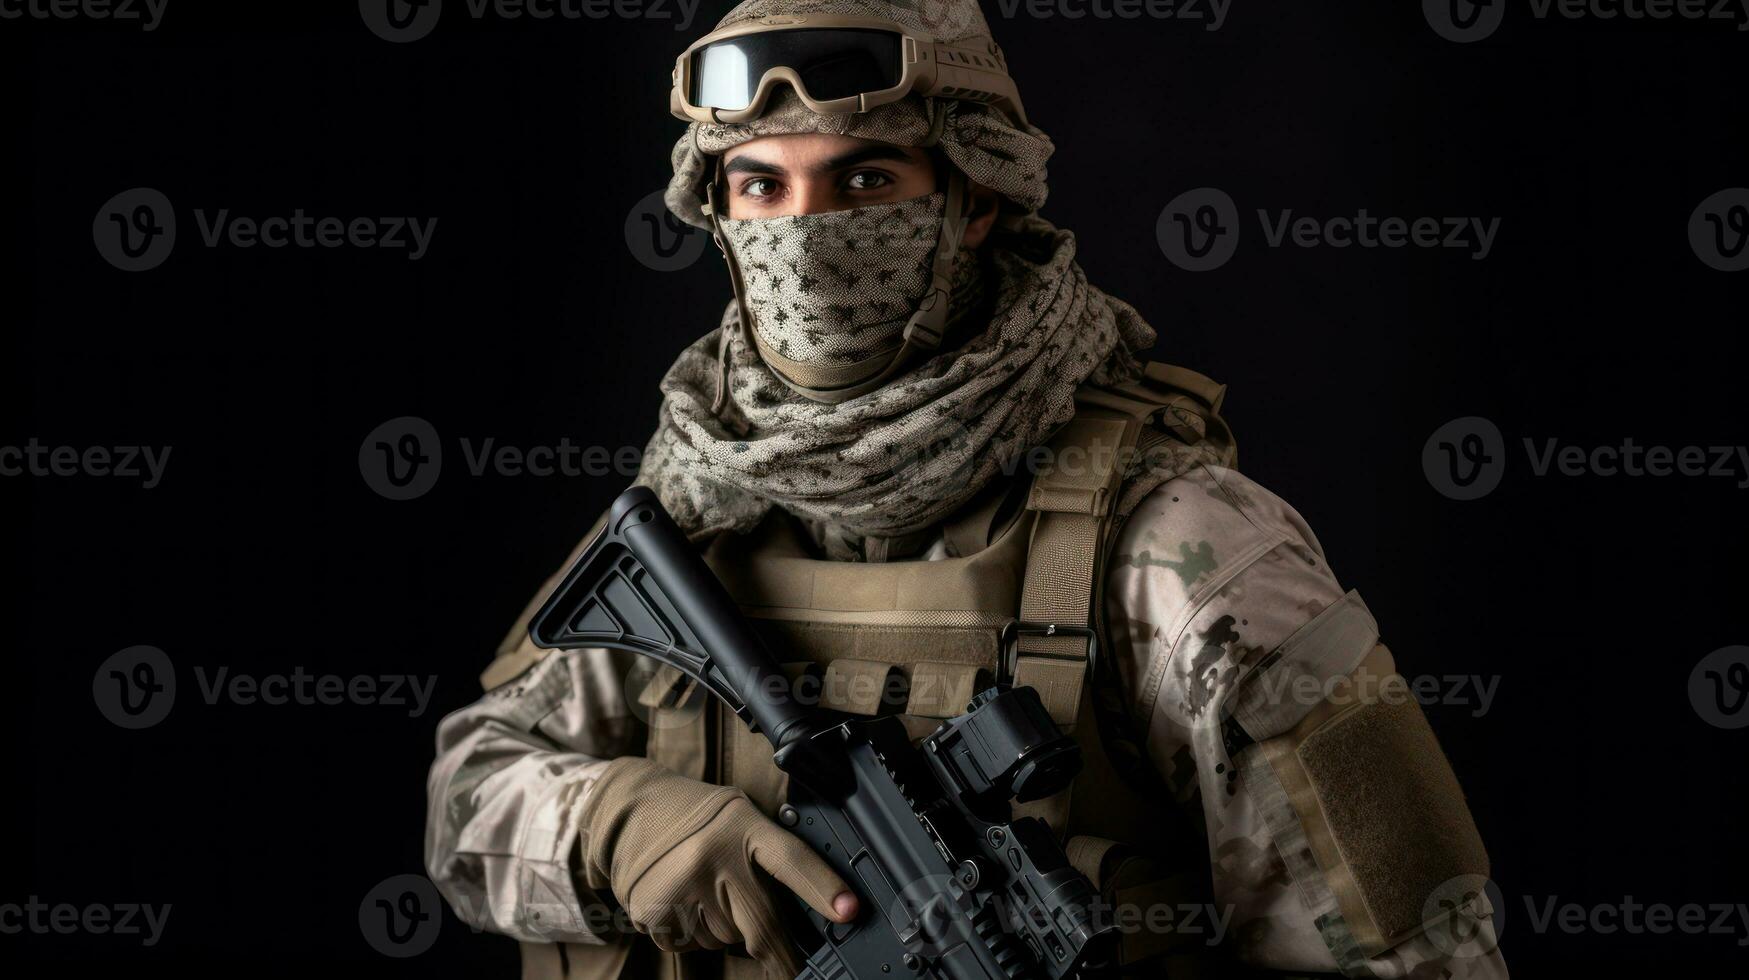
[425,463,1509,978]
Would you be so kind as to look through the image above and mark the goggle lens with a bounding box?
[690,29,904,112]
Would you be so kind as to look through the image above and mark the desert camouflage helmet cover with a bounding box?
[664,0,1056,229]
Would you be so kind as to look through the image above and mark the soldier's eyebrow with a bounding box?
[723,155,785,176]
[816,145,921,173]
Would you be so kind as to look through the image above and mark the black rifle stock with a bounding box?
[529,487,1117,979]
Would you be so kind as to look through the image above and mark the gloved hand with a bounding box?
[580,756,859,978]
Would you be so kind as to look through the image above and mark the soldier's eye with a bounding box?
[740,178,781,200]
[845,171,892,191]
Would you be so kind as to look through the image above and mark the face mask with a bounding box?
[718,192,972,400]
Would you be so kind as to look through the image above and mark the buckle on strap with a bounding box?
[997,620,1097,688]
[901,288,949,349]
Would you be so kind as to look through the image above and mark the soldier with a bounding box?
[426,1,1510,977]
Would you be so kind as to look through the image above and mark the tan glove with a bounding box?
[581,757,858,978]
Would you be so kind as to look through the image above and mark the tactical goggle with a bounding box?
[671,15,1028,127]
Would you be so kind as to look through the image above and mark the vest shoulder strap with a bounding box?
[1013,361,1233,727]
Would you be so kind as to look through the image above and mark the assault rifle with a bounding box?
[529,486,1116,979]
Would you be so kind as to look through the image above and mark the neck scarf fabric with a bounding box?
[634,214,1157,561]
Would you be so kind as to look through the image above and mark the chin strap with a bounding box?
[702,158,976,411]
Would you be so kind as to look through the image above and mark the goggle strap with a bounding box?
[899,167,972,352]
[704,165,750,417]
[919,96,948,149]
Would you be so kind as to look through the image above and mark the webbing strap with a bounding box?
[1015,414,1128,728]
[1014,365,1233,728]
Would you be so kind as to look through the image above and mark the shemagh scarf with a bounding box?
[635,1,1159,561]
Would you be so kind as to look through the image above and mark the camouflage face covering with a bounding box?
[721,193,946,369]
[635,0,1157,560]
[634,213,1156,561]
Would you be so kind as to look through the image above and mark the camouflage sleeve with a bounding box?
[424,644,644,944]
[1104,464,1508,978]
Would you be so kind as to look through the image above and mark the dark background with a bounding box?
[5,0,1746,973]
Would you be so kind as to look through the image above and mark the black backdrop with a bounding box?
[6,0,1747,973]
